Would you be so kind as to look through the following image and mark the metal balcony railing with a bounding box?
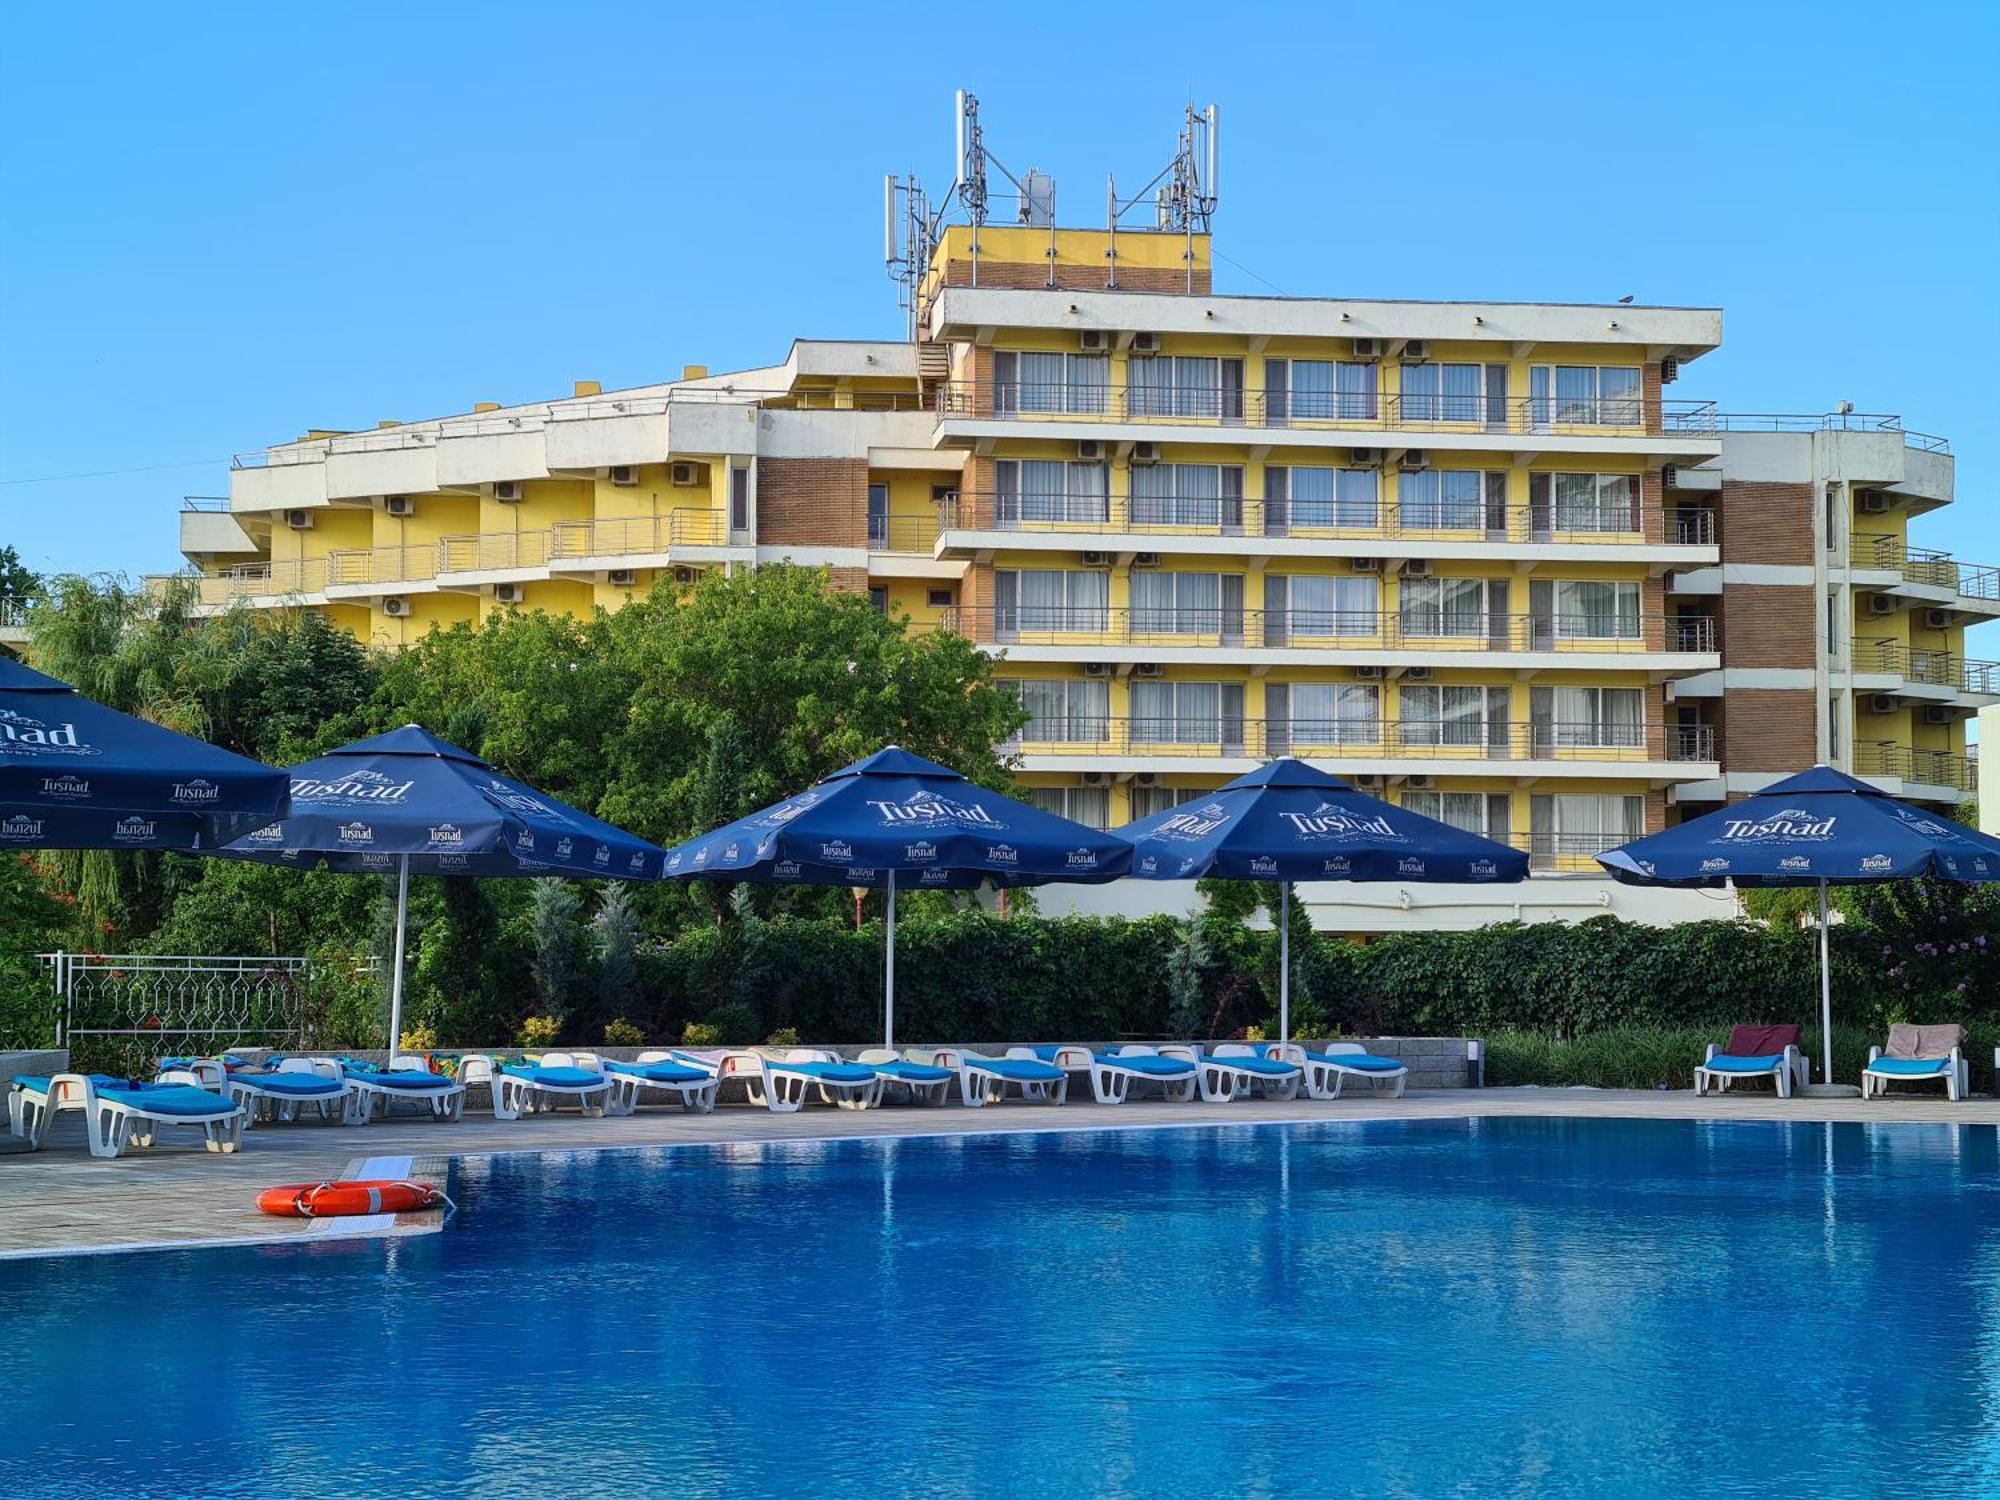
[1005,717,1716,764]
[1854,742,1976,791]
[1849,535,2000,602]
[939,382,1709,438]
[1662,409,1951,454]
[181,495,231,512]
[324,545,439,588]
[438,530,552,575]
[939,607,1716,656]
[1852,638,2000,696]
[0,597,28,628]
[867,514,944,552]
[936,492,1716,549]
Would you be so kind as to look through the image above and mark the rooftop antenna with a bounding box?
[1105,102,1219,292]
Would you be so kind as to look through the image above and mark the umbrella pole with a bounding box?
[1817,878,1833,1086]
[387,854,410,1062]
[1279,878,1291,1045]
[884,870,897,1053]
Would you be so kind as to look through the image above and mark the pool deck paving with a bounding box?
[3,1086,1995,1260]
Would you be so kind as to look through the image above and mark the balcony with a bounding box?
[1851,639,2000,699]
[1665,409,1950,453]
[937,607,1717,669]
[1849,535,2000,612]
[193,558,328,606]
[868,514,944,553]
[0,596,27,643]
[1853,742,1976,795]
[437,530,554,583]
[938,492,1716,561]
[324,545,439,596]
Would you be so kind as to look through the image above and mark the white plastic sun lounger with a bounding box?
[1279,1042,1409,1100]
[8,1072,115,1148]
[597,1051,721,1115]
[753,1049,885,1112]
[459,1053,613,1120]
[1032,1044,1199,1105]
[918,1047,1069,1107]
[208,1058,365,1128]
[856,1049,956,1106]
[1862,1024,1969,1103]
[1183,1043,1304,1102]
[25,1073,245,1158]
[343,1054,467,1121]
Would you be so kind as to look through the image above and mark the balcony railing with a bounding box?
[942,607,1716,656]
[867,514,944,552]
[1849,535,2000,602]
[939,382,1713,438]
[1854,742,1976,791]
[193,559,327,603]
[1852,638,2000,696]
[324,545,439,588]
[438,530,552,575]
[0,597,28,629]
[1662,410,1951,454]
[1006,718,1716,764]
[939,492,1715,548]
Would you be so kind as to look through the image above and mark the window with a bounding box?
[1531,472,1640,533]
[1397,468,1485,529]
[1533,366,1643,427]
[1267,682,1379,749]
[1006,678,1109,743]
[1265,574,1378,640]
[1402,790,1512,839]
[1399,684,1510,749]
[994,351,1109,415]
[927,587,955,609]
[1266,466,1378,530]
[993,569,1110,636]
[1399,577,1494,638]
[1530,686,1644,749]
[867,483,890,547]
[1129,355,1243,420]
[868,586,888,616]
[1028,785,1110,829]
[1131,784,1203,820]
[1265,358,1377,422]
[1130,464,1244,528]
[1399,362,1482,422]
[1129,571,1240,637]
[1130,681,1246,745]
[995,460,1109,526]
[730,467,750,533]
[1530,793,1643,861]
[1532,579,1642,641]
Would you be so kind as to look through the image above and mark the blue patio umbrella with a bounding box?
[1118,759,1528,1041]
[218,725,669,1054]
[662,746,1133,1048]
[0,654,288,850]
[1598,764,2000,1085]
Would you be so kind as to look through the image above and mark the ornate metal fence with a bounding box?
[39,952,315,1074]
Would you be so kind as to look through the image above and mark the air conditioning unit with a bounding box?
[1351,338,1381,359]
[608,569,637,587]
[1923,705,1956,727]
[1660,354,1681,385]
[1398,558,1434,578]
[1083,662,1112,678]
[1350,448,1378,466]
[1866,594,1897,616]
[1404,666,1434,682]
[383,494,415,517]
[1355,665,1386,680]
[1132,552,1163,568]
[1661,464,1679,489]
[1133,663,1165,678]
[1401,449,1430,470]
[1130,442,1161,465]
[493,481,524,502]
[1867,695,1899,715]
[670,463,698,487]
[1405,774,1435,790]
[1351,556,1383,573]
[1081,551,1113,568]
[1077,440,1103,461]
[1353,774,1384,791]
[284,508,315,530]
[492,583,525,605]
[609,465,638,487]
[1924,608,1954,630]
[1079,770,1110,786]
[1079,330,1108,352]
[672,566,700,585]
[1131,332,1160,353]
[1857,490,1892,514]
[1132,772,1162,788]
[382,596,411,618]
[1402,339,1429,361]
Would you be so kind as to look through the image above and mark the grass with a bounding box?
[1485,1024,2000,1093]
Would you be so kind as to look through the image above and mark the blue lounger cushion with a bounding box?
[1305,1050,1405,1073]
[1097,1053,1196,1077]
[502,1066,606,1089]
[1865,1057,1953,1076]
[232,1073,346,1097]
[1224,1055,1299,1077]
[767,1060,879,1086]
[1705,1053,1786,1074]
[98,1083,239,1117]
[11,1074,121,1096]
[871,1060,955,1083]
[966,1058,1065,1083]
[605,1060,711,1085]
[361,1069,458,1091]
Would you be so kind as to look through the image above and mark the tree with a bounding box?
[527,877,583,1024]
[0,545,40,607]
[592,882,640,1027]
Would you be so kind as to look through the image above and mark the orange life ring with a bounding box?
[256,1179,448,1218]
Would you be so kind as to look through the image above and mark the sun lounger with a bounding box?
[747,1049,885,1112]
[599,1052,721,1115]
[8,1073,120,1148]
[1280,1041,1409,1100]
[459,1052,613,1119]
[207,1058,364,1128]
[1862,1024,1968,1103]
[917,1047,1069,1107]
[1194,1043,1304,1102]
[18,1073,245,1158]
[342,1054,467,1121]
[1033,1044,1199,1105]
[1694,1025,1807,1098]
[856,1049,956,1106]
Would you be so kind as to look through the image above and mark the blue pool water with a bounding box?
[5,1118,2000,1497]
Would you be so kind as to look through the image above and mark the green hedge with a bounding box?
[1486,1023,2000,1093]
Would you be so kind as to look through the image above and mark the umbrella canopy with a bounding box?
[0,654,289,849]
[1119,758,1528,1039]
[664,746,1132,1047]
[219,725,671,1055]
[1597,765,2000,1086]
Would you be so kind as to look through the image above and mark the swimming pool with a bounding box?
[4,1117,1998,1497]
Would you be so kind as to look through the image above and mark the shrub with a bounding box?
[603,1017,645,1047]
[516,1014,560,1048]
[398,1023,438,1053]
[681,1020,721,1046]
[764,1026,800,1047]
[705,1001,761,1047]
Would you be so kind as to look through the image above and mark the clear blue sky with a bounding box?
[3,0,1996,582]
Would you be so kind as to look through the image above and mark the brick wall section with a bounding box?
[1714,690,1818,772]
[958,564,990,640]
[1719,479,1815,566]
[1722,583,1816,670]
[1644,788,1667,834]
[1641,468,1663,542]
[942,259,1209,295]
[757,458,868,549]
[824,567,870,595]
